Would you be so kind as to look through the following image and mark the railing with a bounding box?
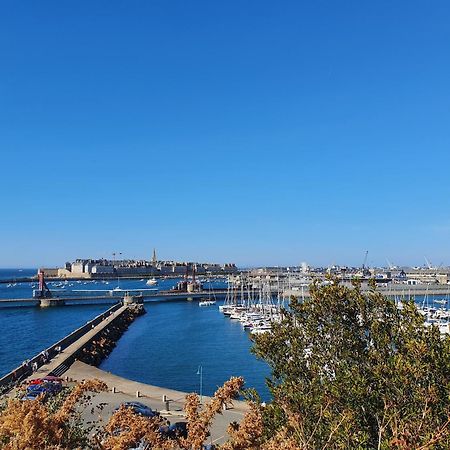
[0,302,123,388]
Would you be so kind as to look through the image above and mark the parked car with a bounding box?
[27,376,63,385]
[117,402,159,418]
[22,379,63,401]
[22,385,49,401]
[159,421,188,439]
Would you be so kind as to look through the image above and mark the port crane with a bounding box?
[386,258,398,270]
[360,251,371,277]
[362,251,368,270]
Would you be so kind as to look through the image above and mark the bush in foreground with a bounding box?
[252,280,450,449]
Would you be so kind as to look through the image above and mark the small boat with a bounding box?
[251,323,272,335]
[230,310,244,320]
[146,278,158,286]
[434,299,447,305]
[199,299,216,307]
[439,322,449,335]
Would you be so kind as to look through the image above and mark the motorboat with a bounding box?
[251,323,272,335]
[199,299,216,307]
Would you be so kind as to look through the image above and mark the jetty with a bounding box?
[0,297,144,390]
[0,289,232,307]
[1,282,449,308]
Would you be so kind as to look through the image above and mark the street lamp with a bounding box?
[196,365,203,403]
[113,252,122,289]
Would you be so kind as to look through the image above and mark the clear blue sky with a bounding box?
[1,1,450,268]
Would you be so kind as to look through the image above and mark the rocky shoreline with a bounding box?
[77,304,145,367]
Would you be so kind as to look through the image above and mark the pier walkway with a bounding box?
[1,283,448,308]
[26,305,129,382]
[0,290,231,307]
[0,303,126,388]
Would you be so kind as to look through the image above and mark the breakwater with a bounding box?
[0,302,144,392]
[77,304,145,366]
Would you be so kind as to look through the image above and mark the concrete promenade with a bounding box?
[0,303,124,388]
[25,304,129,382]
[66,360,248,412]
[66,361,248,446]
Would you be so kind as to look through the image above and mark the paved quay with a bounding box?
[66,361,248,446]
[24,304,129,382]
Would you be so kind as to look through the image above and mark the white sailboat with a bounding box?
[199,280,217,306]
[146,278,158,286]
[199,299,216,306]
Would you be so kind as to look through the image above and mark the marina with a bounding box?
[0,270,271,399]
[1,267,449,400]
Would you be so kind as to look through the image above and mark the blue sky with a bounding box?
[1,1,450,268]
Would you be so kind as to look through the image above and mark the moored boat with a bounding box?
[199,299,216,307]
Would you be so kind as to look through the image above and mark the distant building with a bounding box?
[50,256,237,278]
[71,261,85,274]
[91,265,114,274]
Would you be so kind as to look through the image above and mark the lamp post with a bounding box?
[113,252,122,289]
[117,252,122,288]
[196,365,203,403]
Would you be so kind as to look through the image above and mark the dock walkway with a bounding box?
[26,305,128,382]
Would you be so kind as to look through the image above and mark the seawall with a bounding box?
[0,302,144,391]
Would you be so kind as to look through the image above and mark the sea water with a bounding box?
[0,270,271,399]
[100,297,271,399]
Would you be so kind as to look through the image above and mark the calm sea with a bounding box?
[0,269,271,399]
[0,268,36,280]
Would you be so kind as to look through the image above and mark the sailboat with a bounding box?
[199,280,216,306]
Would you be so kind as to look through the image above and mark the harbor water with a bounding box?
[0,303,108,377]
[99,297,271,399]
[0,269,271,399]
[3,269,446,400]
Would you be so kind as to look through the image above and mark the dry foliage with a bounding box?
[222,402,264,450]
[98,406,171,450]
[0,376,253,450]
[0,379,107,449]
